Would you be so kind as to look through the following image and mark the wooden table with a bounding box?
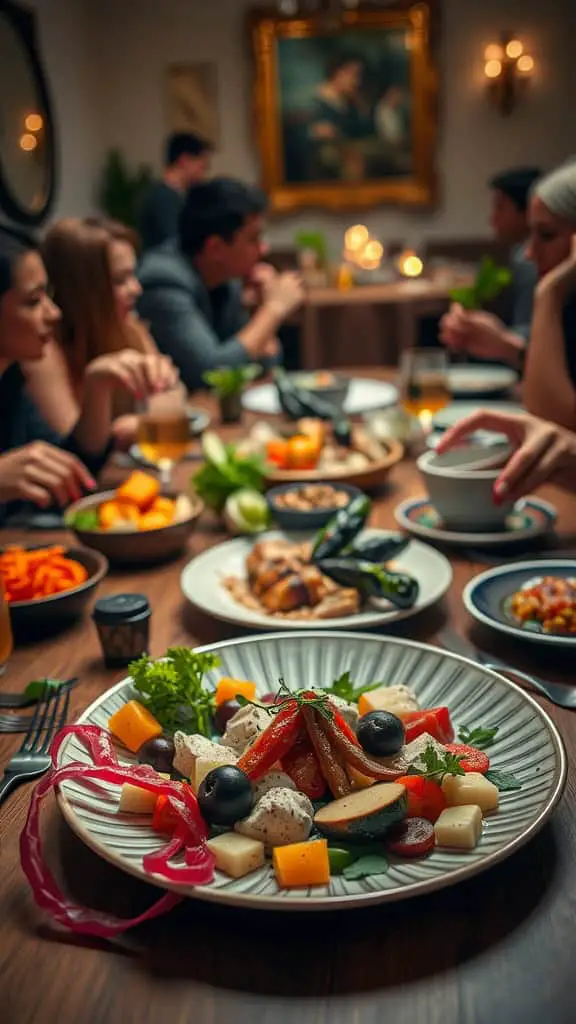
[301,278,467,369]
[2,371,576,1024]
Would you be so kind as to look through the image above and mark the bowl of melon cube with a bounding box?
[65,470,204,565]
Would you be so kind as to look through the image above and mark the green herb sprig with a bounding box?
[411,744,466,783]
[237,678,334,721]
[450,256,512,311]
[192,443,265,513]
[458,724,499,749]
[203,364,261,398]
[484,769,522,792]
[322,670,387,705]
[129,647,220,735]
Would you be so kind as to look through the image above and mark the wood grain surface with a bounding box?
[1,370,575,1024]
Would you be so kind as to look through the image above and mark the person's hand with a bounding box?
[110,414,139,451]
[84,350,179,399]
[263,271,304,320]
[536,233,576,301]
[436,409,576,503]
[439,304,522,366]
[260,336,280,360]
[243,262,278,308]
[0,443,95,508]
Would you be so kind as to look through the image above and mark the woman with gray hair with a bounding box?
[523,158,576,430]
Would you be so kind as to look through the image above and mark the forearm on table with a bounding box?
[523,291,576,430]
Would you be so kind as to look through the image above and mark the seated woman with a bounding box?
[436,408,576,504]
[521,161,576,430]
[0,227,176,525]
[23,217,158,448]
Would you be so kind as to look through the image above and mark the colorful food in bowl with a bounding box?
[0,544,108,628]
[236,417,402,487]
[224,495,415,621]
[507,576,576,635]
[267,483,363,531]
[66,471,203,564]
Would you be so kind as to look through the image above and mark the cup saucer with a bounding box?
[394,496,557,547]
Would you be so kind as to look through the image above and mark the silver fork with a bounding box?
[0,684,71,805]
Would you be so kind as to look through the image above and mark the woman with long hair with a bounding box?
[0,225,176,524]
[24,217,159,446]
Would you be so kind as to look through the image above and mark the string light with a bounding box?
[505,39,523,59]
[344,224,369,253]
[19,133,37,152]
[484,44,503,61]
[517,54,534,73]
[484,59,502,79]
[24,113,43,132]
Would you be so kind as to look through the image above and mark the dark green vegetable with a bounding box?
[458,724,499,749]
[333,418,352,448]
[327,847,357,874]
[316,558,419,609]
[68,508,99,531]
[484,768,522,791]
[311,494,371,561]
[344,532,410,564]
[129,647,220,734]
[274,368,339,421]
[342,854,390,880]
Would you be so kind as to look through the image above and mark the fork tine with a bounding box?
[39,685,71,754]
[21,688,57,753]
[18,692,47,752]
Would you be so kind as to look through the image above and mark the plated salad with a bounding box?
[27,648,521,896]
[507,576,576,636]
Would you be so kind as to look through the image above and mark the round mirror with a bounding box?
[0,1,56,225]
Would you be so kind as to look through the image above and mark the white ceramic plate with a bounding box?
[179,529,452,630]
[433,401,522,432]
[242,378,398,416]
[464,559,576,648]
[56,631,566,910]
[394,497,557,548]
[448,365,518,398]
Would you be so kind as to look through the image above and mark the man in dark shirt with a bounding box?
[138,132,212,251]
[138,178,304,391]
[440,166,541,368]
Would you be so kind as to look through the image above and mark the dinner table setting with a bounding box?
[1,362,575,1024]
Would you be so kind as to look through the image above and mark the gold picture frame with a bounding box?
[251,3,438,213]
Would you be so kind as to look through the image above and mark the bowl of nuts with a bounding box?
[266,482,364,531]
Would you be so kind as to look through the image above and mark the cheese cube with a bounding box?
[119,783,158,815]
[194,752,238,793]
[441,772,499,814]
[358,685,420,718]
[173,732,237,780]
[434,805,482,850]
[207,832,265,879]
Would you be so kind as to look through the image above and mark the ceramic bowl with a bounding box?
[288,372,350,413]
[417,443,514,531]
[66,490,204,565]
[3,545,108,631]
[266,482,363,532]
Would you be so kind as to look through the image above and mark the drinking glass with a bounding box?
[136,384,192,486]
[398,348,451,433]
[0,577,13,675]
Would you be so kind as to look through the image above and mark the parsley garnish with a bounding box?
[412,743,466,783]
[484,769,522,792]
[458,725,499,750]
[237,678,334,720]
[129,647,220,734]
[322,670,386,705]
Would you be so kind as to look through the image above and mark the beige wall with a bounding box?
[30,0,576,248]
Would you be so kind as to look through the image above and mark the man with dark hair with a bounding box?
[137,177,303,390]
[440,166,541,368]
[138,132,212,251]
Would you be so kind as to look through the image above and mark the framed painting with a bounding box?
[251,3,438,212]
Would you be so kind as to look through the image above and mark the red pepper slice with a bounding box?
[444,743,490,774]
[237,702,303,780]
[400,707,454,745]
[396,775,447,823]
[282,732,327,799]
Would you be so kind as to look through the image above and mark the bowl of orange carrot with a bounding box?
[0,544,108,629]
[65,470,204,564]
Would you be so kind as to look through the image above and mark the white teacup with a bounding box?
[417,443,514,532]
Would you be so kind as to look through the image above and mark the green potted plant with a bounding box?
[97,149,153,229]
[203,365,261,424]
[449,256,512,309]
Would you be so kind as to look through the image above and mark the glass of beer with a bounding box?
[0,576,13,675]
[399,348,451,433]
[137,384,192,486]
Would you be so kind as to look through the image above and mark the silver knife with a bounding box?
[437,627,575,709]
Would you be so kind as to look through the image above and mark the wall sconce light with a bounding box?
[484,34,534,115]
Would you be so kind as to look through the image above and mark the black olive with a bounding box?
[136,735,175,774]
[356,711,405,758]
[198,765,254,826]
[213,699,242,735]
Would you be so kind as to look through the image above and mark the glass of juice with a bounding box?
[0,576,13,675]
[398,348,451,433]
[136,384,191,486]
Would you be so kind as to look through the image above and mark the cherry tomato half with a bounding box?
[396,775,446,823]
